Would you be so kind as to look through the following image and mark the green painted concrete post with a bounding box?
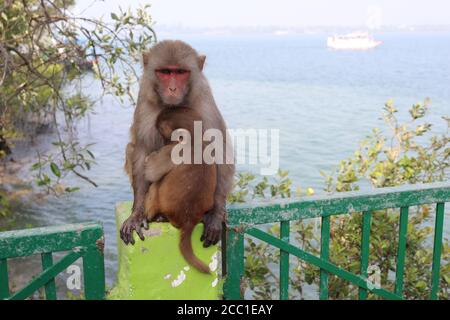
[108,201,221,300]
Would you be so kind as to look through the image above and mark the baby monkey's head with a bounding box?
[156,107,202,143]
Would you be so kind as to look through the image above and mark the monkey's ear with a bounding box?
[198,55,206,71]
[142,51,150,67]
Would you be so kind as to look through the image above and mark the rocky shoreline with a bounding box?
[0,132,55,228]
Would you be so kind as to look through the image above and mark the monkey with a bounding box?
[121,40,234,248]
[142,107,216,273]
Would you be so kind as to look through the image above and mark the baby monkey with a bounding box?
[143,107,216,273]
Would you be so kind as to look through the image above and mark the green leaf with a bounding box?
[50,162,61,178]
[415,280,427,290]
[443,274,450,284]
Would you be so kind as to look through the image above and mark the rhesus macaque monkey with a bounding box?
[143,107,216,273]
[121,40,234,248]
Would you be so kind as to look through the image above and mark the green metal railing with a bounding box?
[222,182,450,300]
[0,222,105,300]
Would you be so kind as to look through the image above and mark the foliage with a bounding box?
[229,99,449,299]
[0,0,155,193]
[0,190,11,218]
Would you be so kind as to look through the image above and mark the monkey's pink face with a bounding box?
[155,65,191,106]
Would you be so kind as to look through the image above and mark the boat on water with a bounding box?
[327,32,382,50]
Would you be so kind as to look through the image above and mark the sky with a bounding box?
[73,0,450,28]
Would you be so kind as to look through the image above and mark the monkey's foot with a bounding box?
[201,211,222,247]
[120,212,149,245]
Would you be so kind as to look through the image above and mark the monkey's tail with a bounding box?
[180,224,210,274]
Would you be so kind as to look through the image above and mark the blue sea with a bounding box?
[8,33,450,291]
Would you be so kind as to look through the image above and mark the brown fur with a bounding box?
[143,109,216,273]
[121,40,234,249]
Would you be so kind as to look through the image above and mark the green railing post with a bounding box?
[0,222,105,300]
[246,227,402,300]
[430,202,445,300]
[83,244,105,300]
[279,221,290,300]
[319,216,330,300]
[224,182,449,301]
[223,227,244,300]
[41,253,56,300]
[9,251,82,300]
[359,211,371,300]
[0,258,9,299]
[395,207,409,297]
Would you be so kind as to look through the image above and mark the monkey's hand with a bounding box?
[201,206,224,247]
[120,211,149,245]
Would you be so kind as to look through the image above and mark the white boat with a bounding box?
[327,32,382,50]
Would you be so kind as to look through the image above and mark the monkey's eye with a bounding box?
[156,69,171,75]
[175,69,188,75]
